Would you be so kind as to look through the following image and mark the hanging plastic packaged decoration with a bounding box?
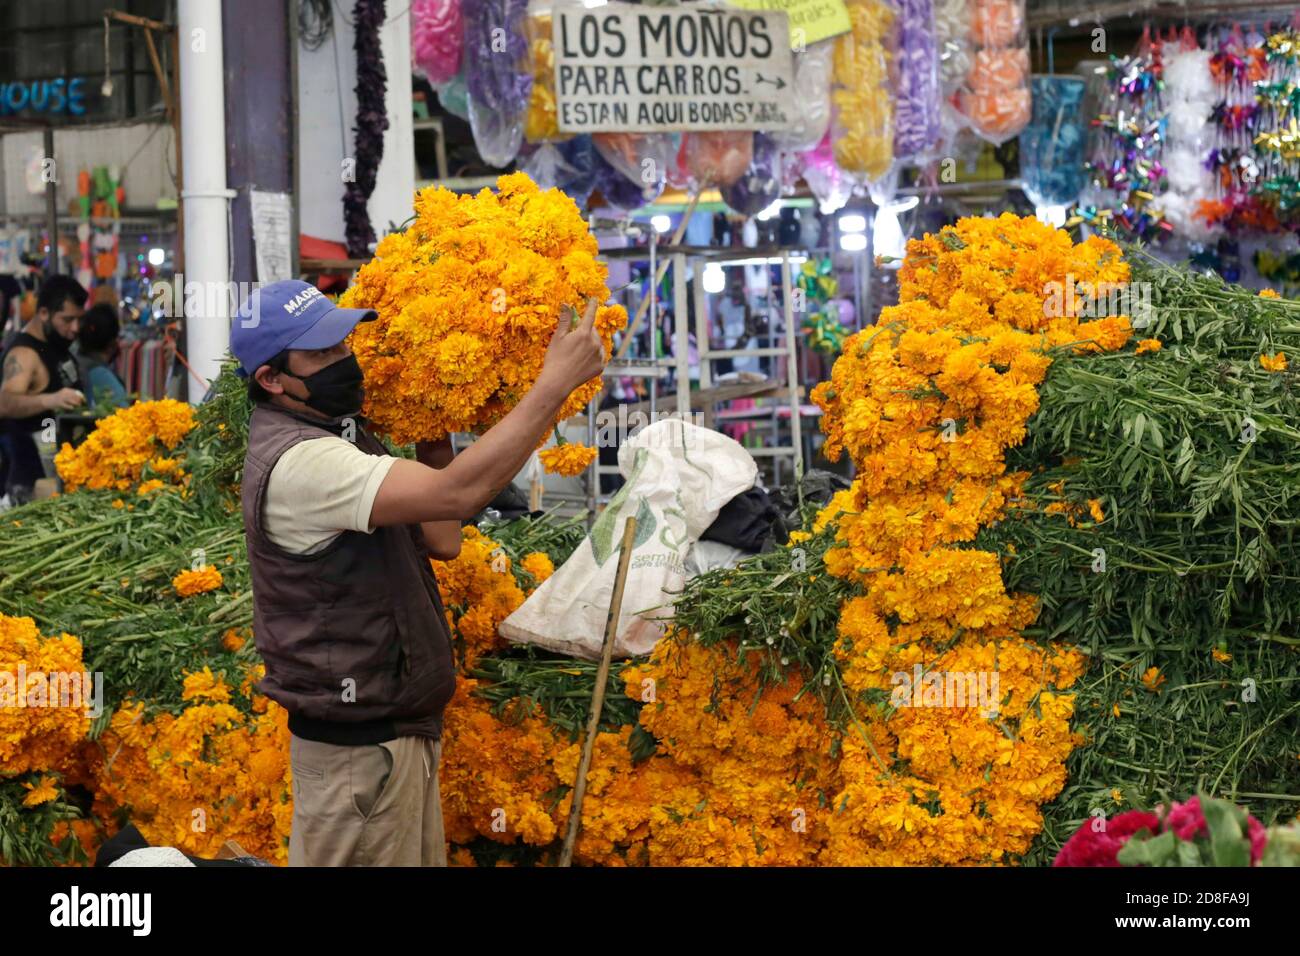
[523,1,571,143]
[1202,24,1269,234]
[935,0,973,141]
[1160,30,1219,241]
[800,132,854,214]
[518,136,598,206]
[683,132,754,188]
[592,132,674,202]
[464,0,532,167]
[771,41,834,152]
[831,0,897,182]
[591,145,653,211]
[1253,26,1300,226]
[797,258,847,355]
[438,67,472,120]
[894,0,943,159]
[720,133,782,216]
[557,135,599,207]
[1077,34,1170,242]
[1019,74,1087,207]
[411,0,463,86]
[957,0,1030,143]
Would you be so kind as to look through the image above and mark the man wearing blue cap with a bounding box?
[231,279,605,866]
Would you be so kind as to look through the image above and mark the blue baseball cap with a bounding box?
[229,279,376,377]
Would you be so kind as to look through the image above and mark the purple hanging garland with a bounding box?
[894,0,941,157]
[463,0,530,112]
[345,0,389,258]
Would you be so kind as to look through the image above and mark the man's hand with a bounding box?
[44,388,85,413]
[370,297,610,528]
[536,297,607,399]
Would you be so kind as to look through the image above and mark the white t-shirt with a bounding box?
[263,436,398,555]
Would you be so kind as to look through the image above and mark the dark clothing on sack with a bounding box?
[472,482,532,523]
[700,486,784,552]
[699,470,853,554]
[242,403,457,747]
[94,823,271,867]
[1,331,82,496]
[769,469,852,521]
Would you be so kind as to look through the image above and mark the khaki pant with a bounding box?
[288,734,447,867]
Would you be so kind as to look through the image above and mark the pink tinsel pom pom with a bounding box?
[411,0,462,86]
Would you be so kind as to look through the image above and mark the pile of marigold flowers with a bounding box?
[341,172,628,445]
[4,215,1298,869]
[53,398,195,492]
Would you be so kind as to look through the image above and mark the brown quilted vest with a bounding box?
[241,402,456,743]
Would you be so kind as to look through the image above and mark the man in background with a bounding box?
[0,275,86,503]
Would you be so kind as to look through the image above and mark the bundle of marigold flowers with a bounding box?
[340,172,628,445]
[0,613,89,776]
[54,399,195,492]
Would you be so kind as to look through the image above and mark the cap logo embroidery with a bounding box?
[282,288,324,315]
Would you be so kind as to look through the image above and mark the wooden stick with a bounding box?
[105,9,174,33]
[558,515,638,867]
[615,190,701,359]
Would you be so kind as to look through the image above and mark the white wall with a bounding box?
[297,7,415,246]
[0,121,176,216]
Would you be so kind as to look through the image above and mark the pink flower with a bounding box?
[1161,796,1268,865]
[1053,810,1161,867]
[411,0,462,85]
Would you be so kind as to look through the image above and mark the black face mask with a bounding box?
[279,353,365,419]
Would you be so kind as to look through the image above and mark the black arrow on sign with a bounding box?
[754,73,787,89]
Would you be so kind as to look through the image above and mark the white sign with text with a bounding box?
[553,2,795,133]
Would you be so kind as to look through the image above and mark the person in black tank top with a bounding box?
[0,275,87,502]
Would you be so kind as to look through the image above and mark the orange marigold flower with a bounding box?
[1259,288,1280,298]
[221,628,247,652]
[173,565,223,598]
[22,775,60,807]
[182,666,232,703]
[1135,338,1162,354]
[520,551,555,584]
[538,443,598,477]
[1140,666,1167,692]
[1260,352,1288,372]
